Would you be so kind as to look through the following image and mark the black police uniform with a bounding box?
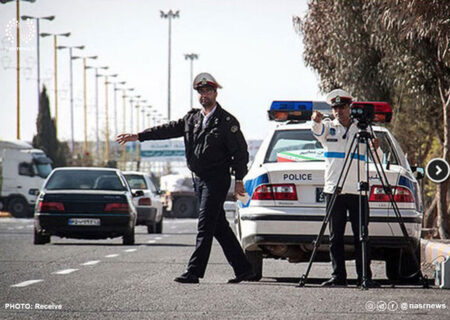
[138,103,252,278]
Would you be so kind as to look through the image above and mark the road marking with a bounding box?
[16,226,24,230]
[155,237,163,240]
[53,269,79,275]
[147,240,156,244]
[81,260,100,266]
[124,249,137,253]
[105,254,119,258]
[11,279,44,287]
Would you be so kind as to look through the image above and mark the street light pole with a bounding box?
[21,15,54,112]
[160,10,180,121]
[40,32,71,136]
[57,46,84,153]
[71,53,97,153]
[184,53,198,109]
[1,0,36,139]
[85,66,108,157]
[108,80,126,138]
[99,73,118,164]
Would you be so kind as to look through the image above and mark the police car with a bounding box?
[236,101,424,282]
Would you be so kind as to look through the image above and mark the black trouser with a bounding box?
[325,193,372,281]
[186,172,251,278]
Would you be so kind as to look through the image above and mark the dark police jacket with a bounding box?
[137,103,249,180]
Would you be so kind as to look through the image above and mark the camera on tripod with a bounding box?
[350,101,393,128]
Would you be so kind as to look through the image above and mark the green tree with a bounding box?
[32,86,70,167]
[294,0,450,238]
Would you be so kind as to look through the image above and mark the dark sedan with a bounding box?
[34,168,138,245]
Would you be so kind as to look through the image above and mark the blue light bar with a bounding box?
[270,101,313,111]
[268,101,313,121]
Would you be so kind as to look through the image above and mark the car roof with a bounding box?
[52,167,121,172]
[123,171,148,176]
[273,121,387,132]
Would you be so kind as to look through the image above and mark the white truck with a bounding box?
[0,140,53,218]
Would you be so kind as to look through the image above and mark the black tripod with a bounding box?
[297,121,428,289]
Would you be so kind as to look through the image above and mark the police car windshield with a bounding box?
[264,129,399,165]
[265,129,324,163]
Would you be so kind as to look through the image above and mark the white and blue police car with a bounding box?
[236,101,424,282]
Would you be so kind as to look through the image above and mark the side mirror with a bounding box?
[133,190,144,198]
[411,166,424,180]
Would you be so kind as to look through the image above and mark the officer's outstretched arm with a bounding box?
[225,118,249,181]
[311,115,329,144]
[138,118,185,141]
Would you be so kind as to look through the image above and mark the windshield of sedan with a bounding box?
[45,170,127,191]
[264,129,398,164]
[124,175,148,190]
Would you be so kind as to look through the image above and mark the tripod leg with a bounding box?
[298,135,358,287]
[358,140,371,290]
[366,135,427,287]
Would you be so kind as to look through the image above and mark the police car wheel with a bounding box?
[385,247,421,283]
[245,250,263,281]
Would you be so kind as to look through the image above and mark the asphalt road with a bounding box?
[0,217,448,320]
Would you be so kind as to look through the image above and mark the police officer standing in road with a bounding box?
[116,72,256,284]
[311,89,380,288]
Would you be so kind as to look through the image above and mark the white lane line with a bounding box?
[53,268,79,275]
[16,226,24,230]
[81,260,100,266]
[11,279,44,287]
[155,237,163,240]
[124,249,137,253]
[105,254,119,258]
[147,240,156,244]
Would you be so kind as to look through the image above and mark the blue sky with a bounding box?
[0,0,324,143]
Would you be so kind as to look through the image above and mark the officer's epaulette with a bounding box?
[188,108,200,114]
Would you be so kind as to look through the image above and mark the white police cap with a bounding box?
[326,89,353,107]
[193,72,222,90]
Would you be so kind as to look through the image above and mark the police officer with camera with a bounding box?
[116,72,256,284]
[311,89,380,287]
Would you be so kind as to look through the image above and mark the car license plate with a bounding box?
[68,218,100,226]
[316,188,325,203]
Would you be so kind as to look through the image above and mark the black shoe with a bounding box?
[358,278,380,288]
[228,270,257,283]
[174,272,199,284]
[321,277,348,287]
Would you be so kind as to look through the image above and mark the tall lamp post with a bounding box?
[21,15,54,112]
[56,46,89,153]
[40,32,71,136]
[160,9,180,120]
[98,73,118,163]
[85,65,108,156]
[70,54,98,153]
[121,88,134,132]
[1,0,36,139]
[184,53,198,109]
[107,80,126,138]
